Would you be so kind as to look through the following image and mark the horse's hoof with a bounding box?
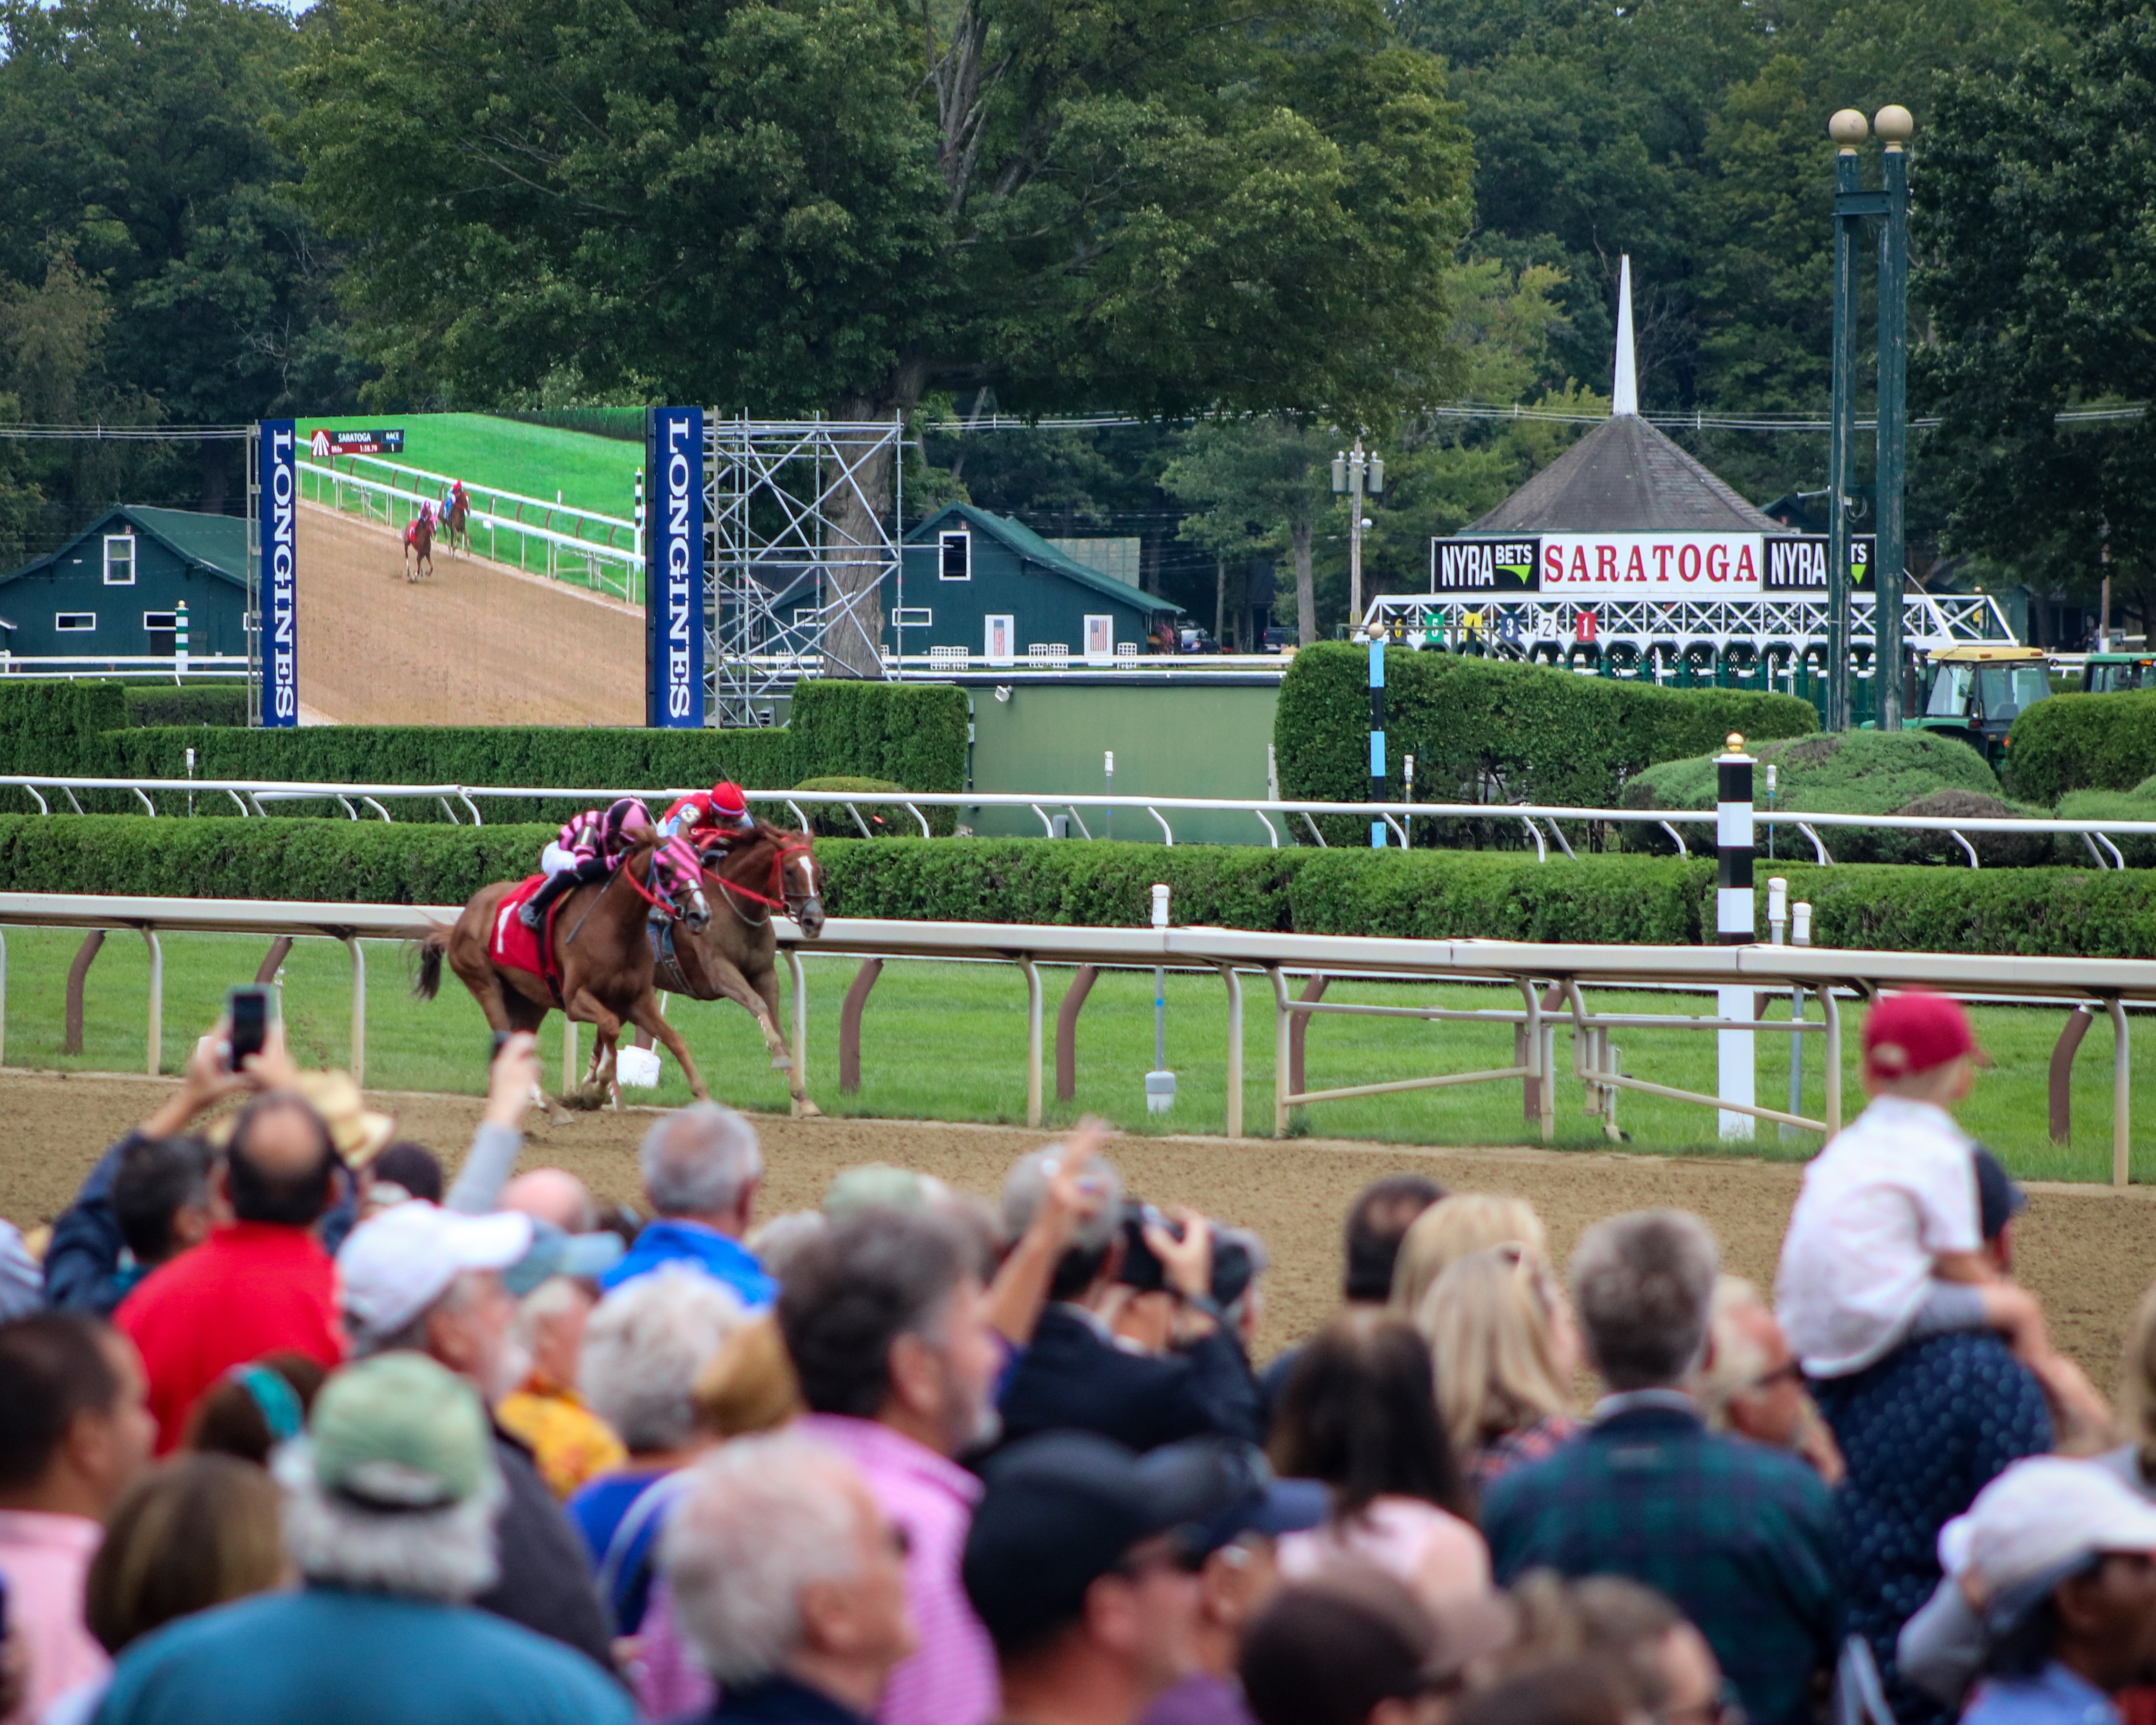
[561,1085,604,1112]
[793,1099,823,1119]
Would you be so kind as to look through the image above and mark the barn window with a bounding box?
[103,536,136,585]
[939,530,971,581]
[55,613,97,632]
[891,607,933,627]
[142,612,179,631]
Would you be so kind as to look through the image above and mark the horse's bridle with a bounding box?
[705,838,816,926]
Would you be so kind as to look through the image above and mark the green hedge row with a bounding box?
[1274,646,1818,839]
[119,687,251,728]
[0,680,971,823]
[10,816,2154,956]
[2006,690,2156,803]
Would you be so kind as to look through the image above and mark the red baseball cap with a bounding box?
[1863,990,1986,1082]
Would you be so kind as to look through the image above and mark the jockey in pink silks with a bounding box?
[519,797,654,929]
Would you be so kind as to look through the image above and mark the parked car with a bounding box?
[1260,626,1294,653]
[1176,626,1221,654]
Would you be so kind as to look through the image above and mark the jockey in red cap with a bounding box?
[520,797,653,928]
[659,780,757,846]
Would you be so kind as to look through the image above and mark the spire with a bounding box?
[1612,254,1639,416]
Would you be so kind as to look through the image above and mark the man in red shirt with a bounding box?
[116,1085,345,1451]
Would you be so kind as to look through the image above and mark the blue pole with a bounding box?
[1369,635,1387,849]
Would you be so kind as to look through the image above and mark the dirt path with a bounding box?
[296,503,643,726]
[11,1070,2156,1373]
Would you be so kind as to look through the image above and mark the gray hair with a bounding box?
[1696,1275,1774,1431]
[579,1263,746,1452]
[1001,1146,1123,1253]
[349,1270,486,1360]
[746,1210,829,1283]
[663,1434,869,1685]
[276,1450,504,1601]
[1570,1209,1719,1392]
[642,1104,764,1218]
[513,1274,590,1347]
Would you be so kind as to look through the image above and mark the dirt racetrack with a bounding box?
[296,503,643,726]
[8,1070,2155,1375]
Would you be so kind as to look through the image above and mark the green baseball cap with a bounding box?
[824,1163,938,1218]
[309,1353,496,1511]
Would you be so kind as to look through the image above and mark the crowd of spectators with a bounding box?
[0,989,2148,1725]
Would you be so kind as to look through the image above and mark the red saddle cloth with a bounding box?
[490,876,564,998]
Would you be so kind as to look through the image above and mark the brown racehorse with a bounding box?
[403,510,435,582]
[415,834,712,1105]
[652,822,826,1116]
[443,491,471,558]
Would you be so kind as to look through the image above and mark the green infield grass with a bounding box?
[1,926,2147,1182]
[297,413,641,519]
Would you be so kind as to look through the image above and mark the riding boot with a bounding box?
[520,869,578,929]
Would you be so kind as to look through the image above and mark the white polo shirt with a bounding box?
[1775,1094,1981,1378]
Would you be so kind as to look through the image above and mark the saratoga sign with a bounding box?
[1431,533,1875,599]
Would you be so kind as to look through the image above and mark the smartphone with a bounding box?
[227,985,271,1067]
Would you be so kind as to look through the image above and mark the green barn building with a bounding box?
[897,504,1179,661]
[0,506,248,661]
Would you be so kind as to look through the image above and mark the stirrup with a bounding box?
[519,900,544,929]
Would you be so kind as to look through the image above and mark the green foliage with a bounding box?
[1273,644,1816,832]
[0,815,557,903]
[285,0,1476,443]
[1620,730,2048,864]
[120,686,248,728]
[786,683,967,794]
[1284,849,1715,941]
[2004,692,2156,804]
[13,816,2151,957]
[0,682,127,774]
[1919,0,2156,607]
[791,777,937,839]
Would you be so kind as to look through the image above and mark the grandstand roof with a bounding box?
[1466,413,1780,536]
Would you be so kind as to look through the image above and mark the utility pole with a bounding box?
[1332,440,1383,627]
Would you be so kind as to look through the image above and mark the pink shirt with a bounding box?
[0,1511,107,1725]
[799,1415,998,1725]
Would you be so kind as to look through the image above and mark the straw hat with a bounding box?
[208,1068,397,1169]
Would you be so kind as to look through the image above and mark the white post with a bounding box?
[345,937,366,1085]
[1716,735,1756,1139]
[174,601,188,679]
[1146,884,1175,1114]
[142,930,163,1076]
[1020,957,1043,1128]
[2111,998,2132,1189]
[1219,965,1243,1140]
[786,951,808,1097]
[562,1015,577,1093]
[0,926,8,1068]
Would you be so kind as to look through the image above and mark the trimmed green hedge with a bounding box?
[1274,645,1817,840]
[2005,691,2156,804]
[0,680,970,823]
[1617,731,2059,865]
[120,687,251,728]
[9,816,2153,956]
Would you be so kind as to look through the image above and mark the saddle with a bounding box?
[491,876,568,1003]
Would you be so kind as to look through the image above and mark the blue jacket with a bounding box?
[996,1304,1261,1452]
[599,1220,774,1308]
[43,1135,139,1316]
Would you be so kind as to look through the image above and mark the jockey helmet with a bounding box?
[603,798,654,849]
[709,782,750,819]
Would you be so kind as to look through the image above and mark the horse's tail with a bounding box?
[414,930,447,1000]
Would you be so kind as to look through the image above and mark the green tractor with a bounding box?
[1910,643,2053,767]
[2081,651,2156,694]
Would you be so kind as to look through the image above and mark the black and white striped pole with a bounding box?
[1369,625,1387,848]
[1717,733,1756,1139]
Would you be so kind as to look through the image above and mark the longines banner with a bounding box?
[645,406,705,729]
[258,419,298,727]
[1432,533,1876,598]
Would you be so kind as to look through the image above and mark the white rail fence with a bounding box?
[3,775,2152,869]
[0,893,2146,1182]
[298,458,644,605]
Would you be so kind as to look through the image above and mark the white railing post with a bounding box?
[345,936,367,1085]
[142,929,162,1076]
[1219,964,1243,1139]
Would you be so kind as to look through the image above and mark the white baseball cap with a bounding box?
[1939,1456,2156,1609]
[339,1201,535,1341]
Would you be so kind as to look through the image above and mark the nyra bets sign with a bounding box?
[1537,534,1762,596]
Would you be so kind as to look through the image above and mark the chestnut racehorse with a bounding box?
[443,491,471,558]
[415,834,712,1105]
[652,822,827,1116]
[403,510,435,582]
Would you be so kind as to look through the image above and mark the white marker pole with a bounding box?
[1716,735,1756,1140]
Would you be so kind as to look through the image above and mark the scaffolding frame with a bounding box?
[704,415,904,727]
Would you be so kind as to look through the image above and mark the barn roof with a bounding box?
[1466,414,1780,536]
[909,504,1182,615]
[0,505,251,589]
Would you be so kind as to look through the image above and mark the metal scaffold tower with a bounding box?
[703,415,904,728]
